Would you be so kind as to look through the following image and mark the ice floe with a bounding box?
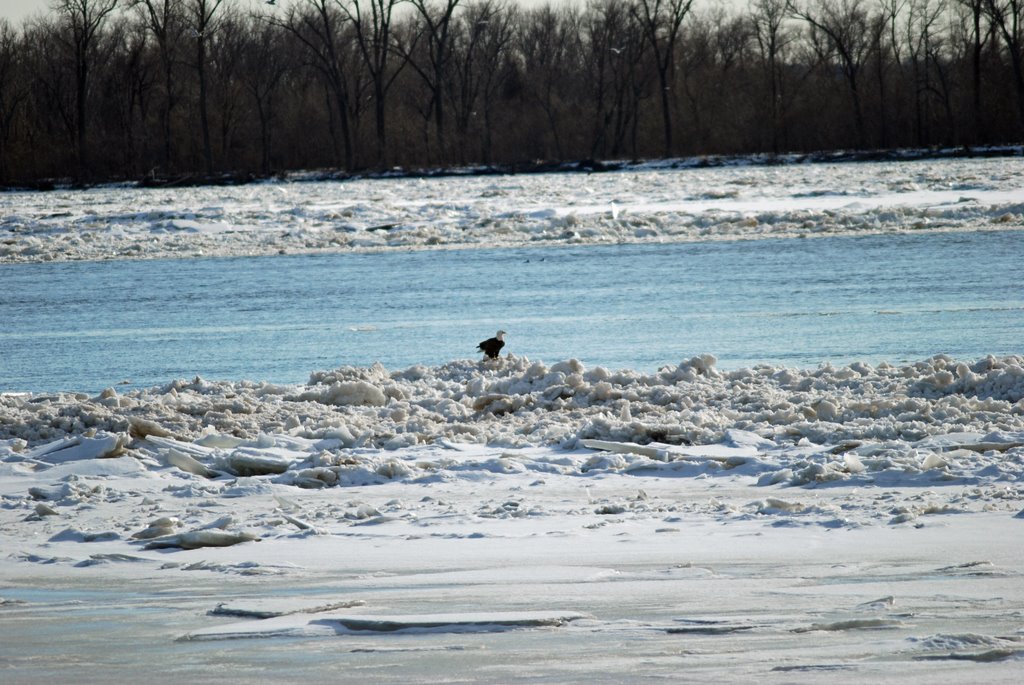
[2,155,1022,263]
[3,354,1022,495]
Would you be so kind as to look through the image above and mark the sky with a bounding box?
[0,0,540,25]
[0,0,549,24]
[3,0,749,27]
[0,1,293,25]
[2,0,46,24]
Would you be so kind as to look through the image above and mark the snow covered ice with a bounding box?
[2,353,1024,682]
[2,155,1023,683]
[1,154,1023,263]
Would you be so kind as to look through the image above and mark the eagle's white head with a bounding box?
[496,330,506,340]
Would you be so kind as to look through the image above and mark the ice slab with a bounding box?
[210,598,366,619]
[183,610,591,641]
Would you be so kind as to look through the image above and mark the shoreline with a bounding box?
[4,144,1023,195]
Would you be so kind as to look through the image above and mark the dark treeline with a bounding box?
[1,0,1023,184]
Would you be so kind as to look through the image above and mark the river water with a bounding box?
[1,230,1021,393]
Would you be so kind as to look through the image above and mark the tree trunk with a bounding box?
[76,49,88,179]
[657,68,673,157]
[972,8,983,143]
[197,37,214,175]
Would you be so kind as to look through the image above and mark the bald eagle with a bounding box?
[477,330,506,359]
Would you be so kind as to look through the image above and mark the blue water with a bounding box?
[1,231,1021,393]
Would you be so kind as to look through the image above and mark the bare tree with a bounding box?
[130,0,187,173]
[906,0,948,144]
[871,0,906,148]
[750,0,796,152]
[183,0,226,176]
[473,1,517,163]
[632,0,694,157]
[23,18,79,176]
[690,6,754,152]
[239,15,291,174]
[338,0,406,166]
[985,0,1024,132]
[272,0,358,169]
[448,0,516,163]
[608,3,651,157]
[101,15,153,177]
[0,20,29,181]
[209,7,247,165]
[788,0,874,147]
[404,0,462,162]
[582,0,644,158]
[953,0,989,140]
[517,3,580,159]
[5,0,1024,182]
[53,0,120,179]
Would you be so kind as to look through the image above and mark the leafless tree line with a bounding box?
[0,0,1022,184]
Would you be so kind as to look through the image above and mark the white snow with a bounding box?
[2,353,1023,681]
[2,155,1022,263]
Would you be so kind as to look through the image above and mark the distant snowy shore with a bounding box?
[2,154,1022,263]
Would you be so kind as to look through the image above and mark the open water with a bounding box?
[1,230,1021,393]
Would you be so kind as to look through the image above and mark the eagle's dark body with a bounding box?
[477,330,506,359]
